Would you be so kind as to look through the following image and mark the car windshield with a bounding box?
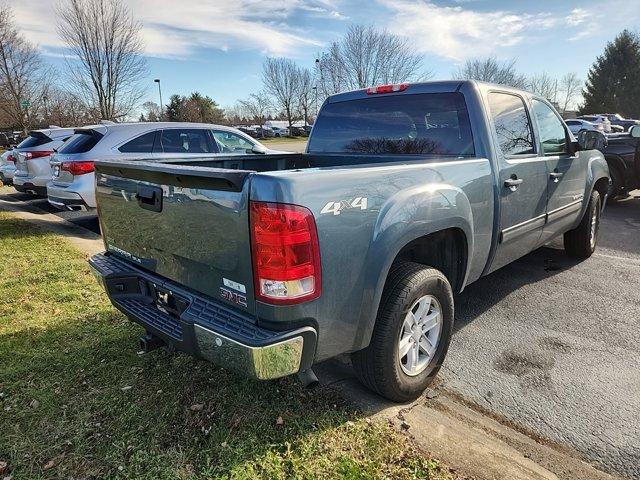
[308,92,474,156]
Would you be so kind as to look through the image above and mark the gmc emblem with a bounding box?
[220,287,247,307]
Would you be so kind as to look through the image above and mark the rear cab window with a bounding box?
[17,132,52,149]
[308,92,475,156]
[59,131,103,154]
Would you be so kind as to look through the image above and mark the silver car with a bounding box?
[0,150,15,185]
[47,122,275,211]
[13,128,76,196]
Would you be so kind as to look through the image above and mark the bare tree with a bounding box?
[528,72,557,103]
[0,5,50,133]
[238,91,272,132]
[263,58,302,133]
[454,57,528,89]
[559,73,582,113]
[57,0,148,121]
[42,87,97,126]
[139,101,161,122]
[315,25,427,99]
[298,68,314,126]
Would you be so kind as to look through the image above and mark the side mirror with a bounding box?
[630,124,640,138]
[251,144,267,154]
[577,130,607,151]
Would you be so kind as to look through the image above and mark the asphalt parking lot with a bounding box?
[442,194,640,479]
[0,187,638,479]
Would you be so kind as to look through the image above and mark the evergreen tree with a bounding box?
[165,92,225,123]
[581,30,640,117]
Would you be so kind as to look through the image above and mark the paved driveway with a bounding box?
[441,195,640,479]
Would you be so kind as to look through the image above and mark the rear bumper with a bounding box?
[89,252,316,380]
[47,176,96,209]
[13,181,47,196]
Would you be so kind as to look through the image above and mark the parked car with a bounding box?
[47,122,277,211]
[271,126,289,137]
[0,150,15,185]
[89,81,609,402]
[565,118,602,135]
[602,113,640,132]
[578,115,612,133]
[12,127,76,196]
[600,124,640,200]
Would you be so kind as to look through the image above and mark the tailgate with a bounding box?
[95,160,257,314]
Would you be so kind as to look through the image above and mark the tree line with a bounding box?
[2,0,639,134]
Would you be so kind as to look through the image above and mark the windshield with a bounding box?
[308,92,474,156]
[59,131,103,154]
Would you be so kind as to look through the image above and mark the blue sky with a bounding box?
[13,0,640,109]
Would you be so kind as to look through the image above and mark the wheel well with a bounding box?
[593,176,609,203]
[392,228,467,293]
[604,155,624,177]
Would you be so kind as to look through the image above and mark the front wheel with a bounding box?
[564,189,601,258]
[352,262,454,402]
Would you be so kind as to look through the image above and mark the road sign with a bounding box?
[20,100,30,108]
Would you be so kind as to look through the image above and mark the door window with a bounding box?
[532,100,567,155]
[212,130,255,154]
[159,129,214,154]
[119,131,157,153]
[487,93,535,156]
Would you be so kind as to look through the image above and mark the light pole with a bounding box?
[312,86,318,119]
[154,79,163,120]
[314,58,321,120]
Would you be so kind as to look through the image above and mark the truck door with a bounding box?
[486,91,548,272]
[531,99,588,241]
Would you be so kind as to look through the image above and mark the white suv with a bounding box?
[47,122,276,211]
[12,127,76,196]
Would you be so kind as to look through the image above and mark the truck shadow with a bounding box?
[453,245,581,333]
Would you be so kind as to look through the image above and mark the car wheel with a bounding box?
[564,189,601,258]
[351,262,454,402]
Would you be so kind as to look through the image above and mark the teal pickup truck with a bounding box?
[89,81,609,402]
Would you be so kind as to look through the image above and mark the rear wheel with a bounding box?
[352,262,454,402]
[564,189,601,258]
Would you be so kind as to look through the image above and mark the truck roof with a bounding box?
[325,80,537,104]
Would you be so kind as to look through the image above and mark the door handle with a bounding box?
[504,176,524,191]
[550,171,564,182]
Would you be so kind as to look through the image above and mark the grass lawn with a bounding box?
[260,137,308,144]
[0,212,456,479]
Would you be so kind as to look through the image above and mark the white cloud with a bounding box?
[12,0,331,59]
[382,1,565,60]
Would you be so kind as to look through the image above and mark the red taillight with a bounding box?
[250,201,321,305]
[7,154,14,162]
[61,161,95,175]
[366,83,409,94]
[24,151,54,160]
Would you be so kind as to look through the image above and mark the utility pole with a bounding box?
[154,79,163,120]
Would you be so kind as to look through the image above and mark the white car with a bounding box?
[565,119,603,135]
[271,126,289,137]
[578,115,612,133]
[12,127,76,196]
[0,150,15,185]
[47,122,278,211]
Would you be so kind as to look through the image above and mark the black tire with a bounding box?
[351,262,454,402]
[564,189,601,258]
